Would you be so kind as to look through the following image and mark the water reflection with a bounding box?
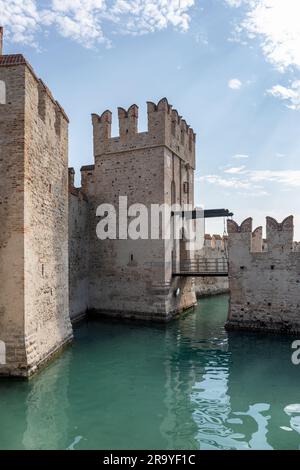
[159,297,300,450]
[22,351,72,450]
[0,295,300,450]
[0,351,72,450]
[226,331,300,450]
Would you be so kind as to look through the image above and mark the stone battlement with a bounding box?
[203,234,228,250]
[68,167,88,200]
[0,53,68,129]
[227,216,298,254]
[92,98,196,168]
[226,215,300,334]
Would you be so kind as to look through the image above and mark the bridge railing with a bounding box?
[173,258,229,277]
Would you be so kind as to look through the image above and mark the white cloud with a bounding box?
[224,165,246,174]
[225,0,243,7]
[42,0,108,47]
[225,1,300,108]
[232,154,249,159]
[197,174,252,190]
[228,78,242,89]
[199,168,300,198]
[267,80,300,110]
[0,0,195,48]
[0,0,40,47]
[276,153,287,158]
[250,170,300,188]
[112,0,194,35]
[225,0,300,72]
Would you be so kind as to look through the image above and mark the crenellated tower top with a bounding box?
[91,98,196,169]
[227,215,296,255]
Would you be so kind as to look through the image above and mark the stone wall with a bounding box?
[194,235,229,297]
[23,66,73,374]
[0,55,72,376]
[68,169,89,322]
[226,215,300,334]
[0,61,27,375]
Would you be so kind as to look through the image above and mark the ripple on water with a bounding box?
[0,295,299,450]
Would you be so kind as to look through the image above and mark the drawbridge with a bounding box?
[171,208,232,278]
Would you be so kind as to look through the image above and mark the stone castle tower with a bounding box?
[0,29,73,376]
[69,98,197,321]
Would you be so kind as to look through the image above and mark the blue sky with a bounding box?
[1,0,300,238]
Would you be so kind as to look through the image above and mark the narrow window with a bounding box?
[183,181,189,194]
[171,181,176,204]
[180,129,185,145]
[0,340,6,365]
[171,120,176,136]
[0,80,6,105]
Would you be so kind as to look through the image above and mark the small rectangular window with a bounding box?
[183,182,189,194]
[181,129,185,145]
[0,80,6,105]
[171,120,176,136]
[0,340,6,365]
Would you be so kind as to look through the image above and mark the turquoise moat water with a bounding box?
[0,295,300,450]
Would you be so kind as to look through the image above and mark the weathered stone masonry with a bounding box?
[194,234,229,298]
[226,216,300,334]
[68,168,89,322]
[0,51,73,376]
[69,99,197,321]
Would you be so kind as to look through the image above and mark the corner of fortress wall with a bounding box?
[68,168,89,322]
[69,98,197,321]
[0,54,73,377]
[226,215,300,334]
